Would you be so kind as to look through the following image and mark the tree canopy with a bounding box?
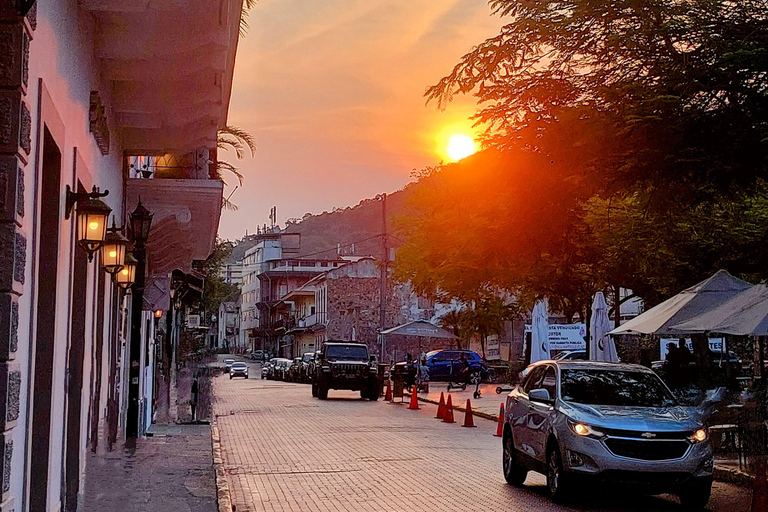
[397,1,768,317]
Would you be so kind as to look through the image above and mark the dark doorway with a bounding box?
[64,228,88,512]
[29,127,61,512]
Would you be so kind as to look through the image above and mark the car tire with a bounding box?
[318,385,328,400]
[546,443,571,504]
[367,383,379,401]
[229,374,232,380]
[245,375,248,379]
[677,477,712,511]
[311,382,318,397]
[502,429,527,486]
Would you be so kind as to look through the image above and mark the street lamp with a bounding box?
[100,221,129,275]
[114,253,137,289]
[73,194,112,262]
[129,199,153,247]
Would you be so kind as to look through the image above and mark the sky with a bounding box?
[219,0,507,240]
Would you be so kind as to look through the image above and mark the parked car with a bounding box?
[273,358,293,381]
[502,360,712,509]
[261,361,271,379]
[224,359,235,370]
[553,350,587,361]
[422,349,488,383]
[288,357,304,382]
[229,362,248,379]
[263,358,279,379]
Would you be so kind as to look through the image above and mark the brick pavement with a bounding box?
[81,424,217,512]
[213,365,753,512]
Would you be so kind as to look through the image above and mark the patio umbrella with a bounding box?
[590,292,619,362]
[671,283,768,336]
[530,299,550,363]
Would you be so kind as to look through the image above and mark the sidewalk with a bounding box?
[81,424,217,512]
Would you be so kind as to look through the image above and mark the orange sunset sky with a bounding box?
[219,0,507,240]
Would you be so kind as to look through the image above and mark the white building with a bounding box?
[0,1,241,511]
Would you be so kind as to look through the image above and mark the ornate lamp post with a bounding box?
[126,199,153,442]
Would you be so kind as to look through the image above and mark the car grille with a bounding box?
[600,470,692,487]
[331,364,366,376]
[604,438,690,461]
[600,427,693,440]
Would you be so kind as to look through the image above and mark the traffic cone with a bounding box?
[384,379,392,402]
[435,392,446,419]
[753,458,767,512]
[462,399,476,428]
[493,403,504,437]
[442,394,455,423]
[408,385,420,410]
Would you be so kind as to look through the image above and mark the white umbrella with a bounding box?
[590,292,619,362]
[530,299,550,363]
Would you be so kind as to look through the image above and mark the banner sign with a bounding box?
[486,335,500,360]
[525,323,587,351]
[659,338,724,360]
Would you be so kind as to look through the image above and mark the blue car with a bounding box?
[424,349,489,383]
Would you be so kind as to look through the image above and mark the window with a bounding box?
[523,366,547,394]
[540,366,557,399]
[560,369,677,407]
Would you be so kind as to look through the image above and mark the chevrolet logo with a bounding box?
[641,432,656,439]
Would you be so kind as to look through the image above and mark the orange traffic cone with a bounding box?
[494,403,504,437]
[462,399,476,428]
[442,394,455,423]
[384,379,392,402]
[435,392,446,419]
[753,458,767,512]
[408,385,420,410]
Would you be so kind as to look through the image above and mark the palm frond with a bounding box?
[222,196,239,211]
[217,160,244,186]
[217,125,257,158]
[239,0,258,38]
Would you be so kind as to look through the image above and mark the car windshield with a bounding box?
[232,363,247,368]
[303,354,313,363]
[560,369,677,407]
[325,345,368,361]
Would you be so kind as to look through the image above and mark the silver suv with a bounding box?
[502,361,713,510]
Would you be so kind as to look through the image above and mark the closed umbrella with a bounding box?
[530,299,550,363]
[590,292,619,362]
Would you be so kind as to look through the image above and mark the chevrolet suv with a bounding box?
[502,360,712,510]
[313,341,379,400]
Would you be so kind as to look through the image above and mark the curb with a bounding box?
[211,422,233,512]
[713,466,755,488]
[409,391,755,488]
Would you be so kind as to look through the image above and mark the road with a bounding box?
[213,360,752,512]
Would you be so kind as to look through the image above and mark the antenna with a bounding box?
[269,206,276,228]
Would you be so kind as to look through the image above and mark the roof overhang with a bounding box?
[80,0,242,153]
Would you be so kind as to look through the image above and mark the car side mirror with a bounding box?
[529,388,552,403]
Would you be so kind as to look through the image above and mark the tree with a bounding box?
[196,239,240,324]
[217,126,257,210]
[428,0,768,204]
[240,0,257,38]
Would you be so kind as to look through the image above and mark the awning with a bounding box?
[380,320,456,339]
[671,283,768,336]
[609,270,752,336]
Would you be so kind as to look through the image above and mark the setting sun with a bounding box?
[446,134,477,161]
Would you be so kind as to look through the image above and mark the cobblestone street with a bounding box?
[213,362,753,512]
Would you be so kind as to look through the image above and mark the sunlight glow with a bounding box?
[446,134,477,161]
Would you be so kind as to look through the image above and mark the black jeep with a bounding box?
[312,341,379,400]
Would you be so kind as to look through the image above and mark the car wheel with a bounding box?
[469,371,482,385]
[367,383,380,401]
[311,382,318,397]
[318,384,328,400]
[677,477,712,511]
[547,444,570,504]
[502,430,527,486]
[229,374,232,380]
[245,375,248,379]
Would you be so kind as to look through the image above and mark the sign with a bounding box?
[486,335,500,361]
[524,323,587,351]
[659,337,725,360]
[187,314,200,328]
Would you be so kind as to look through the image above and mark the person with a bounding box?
[190,377,199,422]
[458,353,470,384]
[418,357,429,392]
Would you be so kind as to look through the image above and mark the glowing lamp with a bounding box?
[114,253,138,289]
[154,309,163,318]
[99,229,129,275]
[76,197,112,261]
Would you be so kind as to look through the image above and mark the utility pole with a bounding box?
[377,193,387,361]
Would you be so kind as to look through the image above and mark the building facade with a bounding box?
[0,1,240,510]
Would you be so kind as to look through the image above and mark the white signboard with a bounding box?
[525,323,587,351]
[187,314,200,328]
[486,335,500,361]
[659,337,724,361]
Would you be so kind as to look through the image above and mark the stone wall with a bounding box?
[0,2,34,508]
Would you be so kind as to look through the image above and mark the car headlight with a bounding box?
[567,419,605,438]
[690,428,707,443]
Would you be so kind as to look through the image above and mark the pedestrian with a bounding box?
[190,376,199,422]
[418,357,429,392]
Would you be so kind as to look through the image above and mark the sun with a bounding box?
[446,134,477,161]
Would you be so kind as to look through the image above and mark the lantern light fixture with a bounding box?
[129,199,153,247]
[99,220,129,275]
[75,196,112,262]
[154,309,163,318]
[65,184,109,220]
[114,253,138,289]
